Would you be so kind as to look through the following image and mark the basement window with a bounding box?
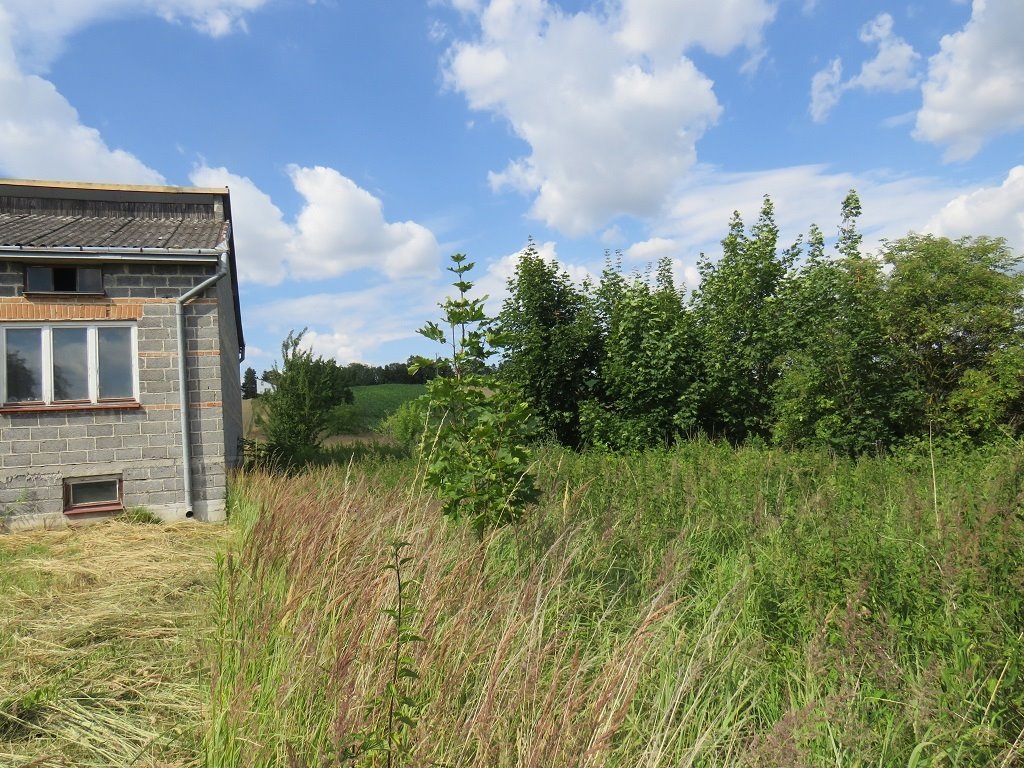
[25,265,104,294]
[63,476,123,515]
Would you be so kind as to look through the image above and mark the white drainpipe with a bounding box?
[176,251,229,518]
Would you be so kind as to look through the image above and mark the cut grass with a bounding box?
[0,519,226,767]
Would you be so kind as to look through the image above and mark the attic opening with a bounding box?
[25,265,103,294]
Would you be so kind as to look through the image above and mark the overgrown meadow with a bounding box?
[2,441,1023,766]
[206,442,1024,767]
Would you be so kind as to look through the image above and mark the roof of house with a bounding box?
[0,214,228,250]
[0,179,230,251]
[0,179,244,357]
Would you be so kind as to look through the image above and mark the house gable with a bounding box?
[0,179,243,531]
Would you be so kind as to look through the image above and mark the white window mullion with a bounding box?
[88,327,99,403]
[0,329,6,405]
[131,325,140,400]
[41,325,53,405]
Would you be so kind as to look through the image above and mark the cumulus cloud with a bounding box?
[192,165,441,285]
[660,164,973,260]
[2,0,269,72]
[848,13,920,92]
[0,8,165,184]
[616,0,775,63]
[287,166,440,281]
[623,237,679,263]
[246,280,444,364]
[915,0,1024,160]
[0,1,269,184]
[924,165,1024,252]
[810,13,919,123]
[444,0,776,235]
[188,166,292,284]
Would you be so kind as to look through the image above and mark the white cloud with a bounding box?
[287,166,440,281]
[189,166,291,284]
[810,14,919,123]
[0,10,164,184]
[661,164,974,260]
[2,0,269,72]
[915,0,1024,160]
[444,0,778,235]
[809,57,843,123]
[0,1,269,185]
[923,165,1024,252]
[624,236,679,262]
[247,280,445,364]
[192,164,442,285]
[847,13,920,92]
[616,0,776,62]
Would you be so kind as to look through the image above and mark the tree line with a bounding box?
[242,357,448,399]
[495,192,1024,454]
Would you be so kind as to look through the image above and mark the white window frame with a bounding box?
[0,322,139,406]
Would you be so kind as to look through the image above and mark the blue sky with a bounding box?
[1,0,1022,373]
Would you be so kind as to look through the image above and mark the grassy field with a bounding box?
[241,383,424,441]
[344,384,425,432]
[3,440,1023,766]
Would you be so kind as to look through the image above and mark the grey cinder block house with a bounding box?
[0,179,244,531]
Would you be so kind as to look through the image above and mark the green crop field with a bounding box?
[336,383,426,433]
[241,383,424,442]
[3,441,1023,766]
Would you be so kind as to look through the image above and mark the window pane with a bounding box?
[53,268,76,291]
[5,328,42,402]
[78,268,103,293]
[98,327,133,399]
[52,327,89,401]
[68,479,119,506]
[25,267,52,292]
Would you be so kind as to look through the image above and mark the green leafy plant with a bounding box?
[339,541,424,767]
[256,328,354,463]
[495,238,602,447]
[412,253,538,534]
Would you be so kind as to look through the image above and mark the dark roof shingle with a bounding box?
[0,213,227,250]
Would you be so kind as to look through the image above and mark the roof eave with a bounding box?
[0,245,224,262]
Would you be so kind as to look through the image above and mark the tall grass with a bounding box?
[208,440,1024,767]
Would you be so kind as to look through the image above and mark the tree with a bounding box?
[693,197,795,442]
[495,239,601,447]
[241,366,258,400]
[580,257,699,451]
[882,234,1024,440]
[412,253,538,534]
[772,198,903,453]
[257,329,353,458]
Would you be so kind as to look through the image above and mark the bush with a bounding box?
[256,329,353,462]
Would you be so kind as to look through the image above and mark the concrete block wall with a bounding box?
[0,260,235,531]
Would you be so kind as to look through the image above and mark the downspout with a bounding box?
[176,250,229,518]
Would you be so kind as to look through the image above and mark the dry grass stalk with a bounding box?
[1,519,226,767]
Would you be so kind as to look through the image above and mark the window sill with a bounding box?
[0,401,141,414]
[22,292,108,299]
[64,502,124,516]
